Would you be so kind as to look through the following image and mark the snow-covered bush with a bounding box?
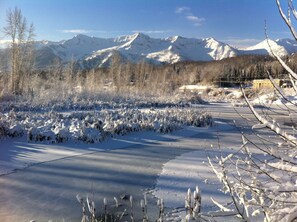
[0,108,212,144]
[208,1,297,221]
[0,112,25,138]
[0,92,203,113]
[28,126,55,142]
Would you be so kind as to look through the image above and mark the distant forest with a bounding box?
[0,52,295,98]
[74,53,294,93]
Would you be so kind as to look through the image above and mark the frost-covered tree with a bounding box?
[3,7,35,95]
[208,1,297,221]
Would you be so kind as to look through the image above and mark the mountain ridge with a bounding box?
[1,33,297,69]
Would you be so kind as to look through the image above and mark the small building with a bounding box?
[253,79,281,90]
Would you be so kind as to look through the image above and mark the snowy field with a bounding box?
[0,97,217,221]
[0,107,211,175]
[0,94,293,221]
[0,117,243,222]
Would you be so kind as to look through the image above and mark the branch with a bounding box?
[276,0,297,41]
[241,86,297,146]
[265,19,297,81]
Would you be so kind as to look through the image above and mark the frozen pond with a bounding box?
[0,103,284,221]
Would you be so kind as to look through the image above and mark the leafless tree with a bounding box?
[208,1,297,221]
[3,7,35,95]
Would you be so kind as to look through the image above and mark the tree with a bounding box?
[3,7,35,95]
[207,1,297,221]
[109,51,122,92]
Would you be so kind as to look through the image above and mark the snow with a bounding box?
[2,33,297,70]
[252,93,276,104]
[0,107,212,175]
[204,37,237,60]
[32,33,240,68]
[48,34,121,62]
[179,85,209,92]
[244,39,288,57]
[0,138,105,175]
[0,127,199,221]
[274,95,297,105]
[276,38,297,54]
[1,91,297,221]
[0,108,211,142]
[0,108,241,221]
[251,88,297,105]
[153,121,236,220]
[1,99,287,221]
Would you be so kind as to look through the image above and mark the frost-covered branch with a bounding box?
[276,0,297,41]
[242,87,297,146]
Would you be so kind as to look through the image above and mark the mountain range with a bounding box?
[2,33,297,69]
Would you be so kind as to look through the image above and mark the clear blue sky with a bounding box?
[0,0,293,47]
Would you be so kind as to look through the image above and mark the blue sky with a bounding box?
[0,0,293,47]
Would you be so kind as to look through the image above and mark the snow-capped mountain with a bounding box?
[1,33,297,70]
[244,39,288,57]
[32,33,240,68]
[276,38,297,54]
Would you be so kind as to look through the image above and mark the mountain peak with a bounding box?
[73,34,92,40]
[114,32,150,43]
[168,35,186,43]
[245,38,288,57]
[203,37,219,43]
[74,33,88,38]
[131,32,150,40]
[63,34,94,46]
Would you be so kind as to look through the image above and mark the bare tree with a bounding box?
[207,1,297,221]
[3,7,35,95]
[109,51,122,92]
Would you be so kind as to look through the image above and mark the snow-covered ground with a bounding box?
[0,92,293,221]
[0,107,211,175]
[252,89,297,105]
[1,99,251,221]
[184,85,297,106]
[153,121,237,221]
[0,117,245,222]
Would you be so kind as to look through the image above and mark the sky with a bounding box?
[0,0,294,48]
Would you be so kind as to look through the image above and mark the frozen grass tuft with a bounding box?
[76,193,165,222]
[0,108,212,143]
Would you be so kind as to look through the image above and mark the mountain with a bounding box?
[81,34,239,67]
[1,33,297,70]
[34,33,240,69]
[243,39,288,57]
[276,38,297,54]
